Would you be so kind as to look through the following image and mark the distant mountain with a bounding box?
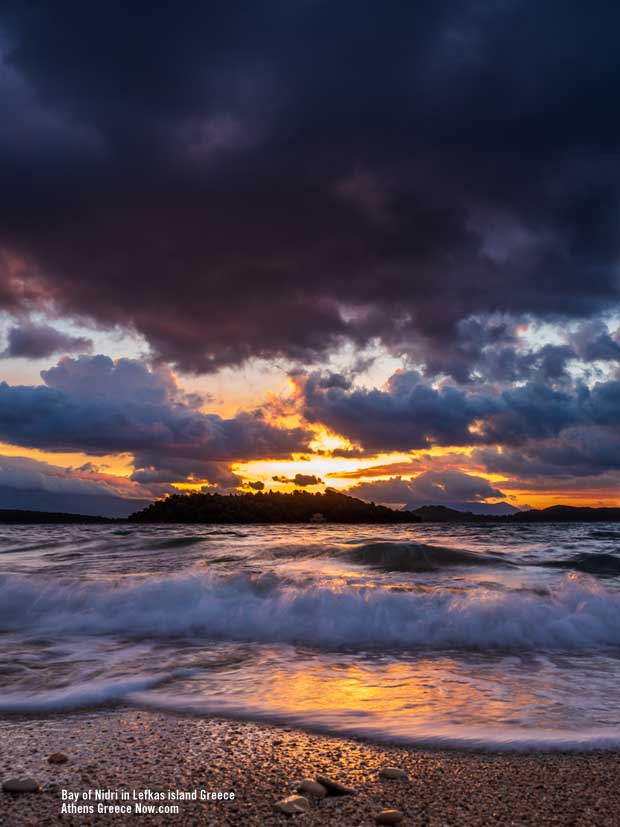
[411,504,620,523]
[0,509,116,524]
[411,505,482,522]
[0,485,152,519]
[130,490,421,523]
[511,505,620,522]
[406,500,520,516]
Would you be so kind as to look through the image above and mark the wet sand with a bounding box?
[1,709,619,826]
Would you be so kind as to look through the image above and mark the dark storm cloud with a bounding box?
[301,370,620,459]
[476,426,620,480]
[302,370,495,451]
[422,332,578,385]
[0,355,311,484]
[0,2,619,373]
[1,320,92,358]
[570,321,620,363]
[473,429,620,505]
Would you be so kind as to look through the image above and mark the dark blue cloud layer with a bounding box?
[302,370,620,477]
[0,355,311,485]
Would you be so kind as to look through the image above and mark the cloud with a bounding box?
[246,480,265,491]
[570,320,620,363]
[0,453,156,517]
[475,426,620,480]
[1,320,93,359]
[301,369,620,457]
[327,461,424,480]
[347,471,508,512]
[302,370,497,451]
[1,3,619,506]
[0,355,312,485]
[272,473,323,487]
[326,452,473,480]
[0,3,619,374]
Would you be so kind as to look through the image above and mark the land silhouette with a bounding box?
[129,490,421,524]
[0,493,619,523]
[129,493,620,524]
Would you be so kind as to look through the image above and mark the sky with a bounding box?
[0,1,619,516]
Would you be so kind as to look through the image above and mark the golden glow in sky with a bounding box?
[0,350,618,511]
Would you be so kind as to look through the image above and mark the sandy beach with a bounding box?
[0,709,618,826]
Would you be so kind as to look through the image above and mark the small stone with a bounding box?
[2,777,41,793]
[47,753,68,765]
[297,779,327,799]
[375,809,404,825]
[274,794,311,815]
[379,767,408,780]
[315,775,355,796]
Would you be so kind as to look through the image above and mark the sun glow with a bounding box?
[0,442,135,477]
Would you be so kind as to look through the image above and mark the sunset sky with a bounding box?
[0,2,619,516]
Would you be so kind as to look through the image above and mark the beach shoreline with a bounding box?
[1,708,618,826]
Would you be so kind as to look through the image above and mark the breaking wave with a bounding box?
[1,570,619,649]
[344,540,510,571]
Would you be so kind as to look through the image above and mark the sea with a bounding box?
[1,522,620,750]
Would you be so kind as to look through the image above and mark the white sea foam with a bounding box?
[1,569,619,649]
[0,674,168,713]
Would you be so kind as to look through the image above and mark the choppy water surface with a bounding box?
[2,522,620,749]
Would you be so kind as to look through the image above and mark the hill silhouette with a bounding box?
[510,505,620,523]
[0,509,115,524]
[129,490,421,524]
[410,504,620,523]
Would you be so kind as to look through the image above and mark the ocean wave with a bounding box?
[0,674,171,713]
[538,552,620,576]
[1,570,619,649]
[344,540,510,571]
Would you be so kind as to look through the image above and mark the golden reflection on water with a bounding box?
[252,657,552,731]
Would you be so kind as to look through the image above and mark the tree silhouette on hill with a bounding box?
[129,489,421,524]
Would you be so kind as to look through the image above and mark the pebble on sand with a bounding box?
[297,779,327,798]
[315,775,356,796]
[47,753,68,765]
[375,809,404,825]
[274,794,311,815]
[379,767,408,780]
[2,778,41,793]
